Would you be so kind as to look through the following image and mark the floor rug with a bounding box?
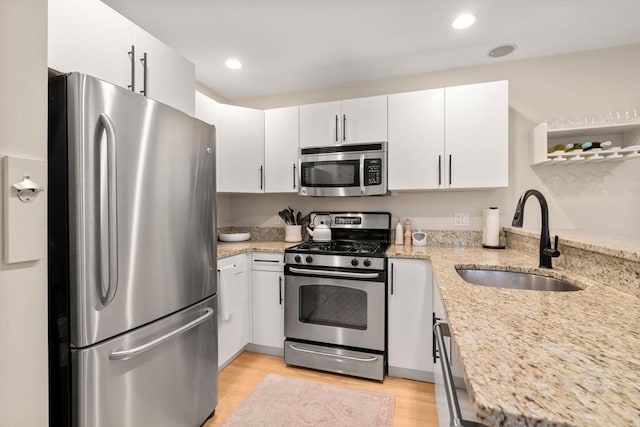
[221,373,395,426]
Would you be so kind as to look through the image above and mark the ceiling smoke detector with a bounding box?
[488,44,516,58]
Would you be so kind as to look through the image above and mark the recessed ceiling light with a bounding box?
[225,58,242,70]
[488,44,516,58]
[452,14,476,30]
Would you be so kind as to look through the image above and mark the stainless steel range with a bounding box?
[284,212,391,381]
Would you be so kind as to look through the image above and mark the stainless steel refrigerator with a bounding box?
[48,73,218,427]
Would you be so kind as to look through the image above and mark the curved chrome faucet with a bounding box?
[511,189,560,268]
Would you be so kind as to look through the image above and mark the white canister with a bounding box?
[285,225,302,242]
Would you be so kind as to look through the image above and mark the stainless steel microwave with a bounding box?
[298,142,387,197]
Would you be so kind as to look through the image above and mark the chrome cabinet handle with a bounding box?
[288,267,379,279]
[359,154,365,195]
[109,308,214,360]
[390,262,394,295]
[438,155,442,187]
[292,163,296,189]
[127,45,135,91]
[260,165,264,190]
[448,154,452,186]
[288,343,379,362]
[139,52,147,96]
[335,115,339,142]
[279,276,283,305]
[343,114,346,141]
[96,113,118,307]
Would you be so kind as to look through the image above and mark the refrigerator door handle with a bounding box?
[109,307,214,361]
[96,113,119,306]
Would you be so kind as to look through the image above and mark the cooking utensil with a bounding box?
[278,209,292,224]
[296,211,301,226]
[288,206,296,224]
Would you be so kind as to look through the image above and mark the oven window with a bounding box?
[301,160,360,187]
[299,285,367,330]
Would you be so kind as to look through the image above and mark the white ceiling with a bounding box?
[102,0,640,101]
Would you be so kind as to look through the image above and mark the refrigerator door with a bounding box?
[72,295,218,427]
[65,73,216,347]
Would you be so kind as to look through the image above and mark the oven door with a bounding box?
[284,271,385,351]
[298,145,387,197]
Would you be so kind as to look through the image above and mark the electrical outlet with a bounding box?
[454,212,469,227]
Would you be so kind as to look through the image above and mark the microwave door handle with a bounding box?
[359,154,365,195]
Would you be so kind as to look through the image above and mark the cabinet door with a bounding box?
[194,91,220,126]
[445,80,509,188]
[388,259,433,379]
[217,254,249,369]
[341,95,388,144]
[48,0,135,90]
[299,101,341,147]
[265,107,299,193]
[251,270,284,349]
[134,27,195,115]
[217,104,265,193]
[388,89,445,190]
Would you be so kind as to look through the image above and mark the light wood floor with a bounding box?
[203,351,439,426]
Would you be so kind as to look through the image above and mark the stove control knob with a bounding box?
[363,259,372,267]
[351,258,359,267]
[294,255,302,263]
[305,256,313,264]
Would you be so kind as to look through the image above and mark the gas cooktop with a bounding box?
[287,239,390,255]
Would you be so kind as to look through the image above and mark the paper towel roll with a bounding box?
[482,207,500,247]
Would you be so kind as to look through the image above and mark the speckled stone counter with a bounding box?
[217,241,295,259]
[387,244,640,426]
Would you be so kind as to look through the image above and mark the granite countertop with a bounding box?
[387,244,640,427]
[217,241,295,259]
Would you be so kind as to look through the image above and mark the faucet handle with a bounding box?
[544,235,561,258]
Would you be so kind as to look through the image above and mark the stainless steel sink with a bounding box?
[456,268,582,291]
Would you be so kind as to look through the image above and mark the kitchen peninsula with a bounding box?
[218,231,640,426]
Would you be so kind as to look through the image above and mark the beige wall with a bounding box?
[0,1,49,425]
[221,45,640,238]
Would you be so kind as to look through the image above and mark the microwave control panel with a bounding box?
[364,158,382,186]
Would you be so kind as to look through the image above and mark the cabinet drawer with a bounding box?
[252,253,284,271]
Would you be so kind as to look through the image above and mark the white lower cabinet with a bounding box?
[387,258,434,381]
[250,253,285,355]
[217,254,250,370]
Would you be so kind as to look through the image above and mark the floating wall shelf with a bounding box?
[530,121,640,166]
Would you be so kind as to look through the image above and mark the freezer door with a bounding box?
[72,295,218,427]
[65,73,216,347]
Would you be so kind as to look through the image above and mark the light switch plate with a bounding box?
[3,156,46,263]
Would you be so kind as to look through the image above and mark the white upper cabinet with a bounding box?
[194,91,220,126]
[49,0,135,90]
[217,104,265,193]
[299,96,387,147]
[133,27,195,115]
[48,0,195,115]
[388,89,445,190]
[264,107,299,193]
[444,80,509,188]
[387,81,508,190]
[340,95,388,144]
[299,101,341,147]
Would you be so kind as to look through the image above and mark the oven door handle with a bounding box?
[359,154,366,195]
[288,343,379,362]
[288,267,380,279]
